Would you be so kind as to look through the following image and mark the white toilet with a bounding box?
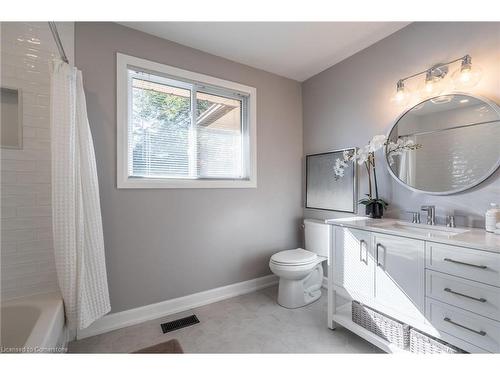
[269,219,330,308]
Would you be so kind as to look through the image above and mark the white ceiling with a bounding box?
[118,22,410,82]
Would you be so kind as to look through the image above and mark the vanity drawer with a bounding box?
[426,242,500,287]
[426,270,500,321]
[426,298,500,353]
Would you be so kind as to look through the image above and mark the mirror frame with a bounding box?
[385,92,500,195]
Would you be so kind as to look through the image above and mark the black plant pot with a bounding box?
[366,202,384,219]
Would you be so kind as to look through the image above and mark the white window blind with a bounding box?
[128,69,249,181]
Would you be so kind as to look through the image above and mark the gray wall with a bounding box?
[303,22,500,228]
[75,22,303,313]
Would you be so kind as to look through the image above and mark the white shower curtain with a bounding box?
[398,136,417,186]
[50,60,110,338]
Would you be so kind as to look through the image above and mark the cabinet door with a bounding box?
[374,234,425,321]
[334,227,374,304]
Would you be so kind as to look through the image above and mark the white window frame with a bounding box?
[117,53,257,189]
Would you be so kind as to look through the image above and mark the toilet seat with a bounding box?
[270,248,318,266]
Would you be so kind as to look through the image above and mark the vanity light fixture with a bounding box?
[392,55,482,105]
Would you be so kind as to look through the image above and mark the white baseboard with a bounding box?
[77,274,278,340]
[322,276,328,289]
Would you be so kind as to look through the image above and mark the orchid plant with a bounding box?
[334,135,421,215]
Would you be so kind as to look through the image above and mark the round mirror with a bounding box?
[386,93,500,195]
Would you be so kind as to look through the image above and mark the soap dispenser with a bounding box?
[485,203,500,232]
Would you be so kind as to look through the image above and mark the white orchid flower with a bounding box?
[386,141,397,152]
[369,134,387,152]
[355,145,369,165]
[342,149,352,161]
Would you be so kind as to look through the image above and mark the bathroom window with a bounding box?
[117,53,257,188]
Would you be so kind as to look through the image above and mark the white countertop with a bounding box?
[325,217,500,253]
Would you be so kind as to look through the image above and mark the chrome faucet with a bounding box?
[407,211,421,224]
[421,205,436,225]
[446,215,456,228]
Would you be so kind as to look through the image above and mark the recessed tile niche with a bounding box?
[1,87,23,149]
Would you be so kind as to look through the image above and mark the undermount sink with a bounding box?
[369,220,470,238]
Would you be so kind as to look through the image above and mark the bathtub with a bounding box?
[1,293,67,353]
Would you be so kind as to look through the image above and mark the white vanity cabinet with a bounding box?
[373,233,425,322]
[333,227,425,326]
[333,227,374,305]
[328,219,500,353]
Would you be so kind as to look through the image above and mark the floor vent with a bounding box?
[161,314,200,334]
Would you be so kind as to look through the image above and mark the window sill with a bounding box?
[117,177,257,189]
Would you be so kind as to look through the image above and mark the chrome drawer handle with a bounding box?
[376,243,385,268]
[443,258,487,269]
[444,288,487,303]
[359,239,368,265]
[444,317,486,336]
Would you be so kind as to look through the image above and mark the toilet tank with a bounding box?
[304,219,330,257]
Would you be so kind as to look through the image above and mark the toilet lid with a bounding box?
[271,248,317,265]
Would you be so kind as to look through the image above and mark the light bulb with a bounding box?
[418,71,444,98]
[391,80,410,106]
[452,57,482,89]
[393,89,407,103]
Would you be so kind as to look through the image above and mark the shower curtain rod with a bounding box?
[48,22,69,64]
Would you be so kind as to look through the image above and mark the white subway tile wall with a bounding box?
[1,22,74,300]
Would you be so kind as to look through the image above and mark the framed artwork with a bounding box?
[305,148,357,213]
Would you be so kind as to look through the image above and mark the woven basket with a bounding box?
[410,328,465,354]
[352,301,410,349]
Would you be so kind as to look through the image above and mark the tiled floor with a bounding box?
[69,286,382,353]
